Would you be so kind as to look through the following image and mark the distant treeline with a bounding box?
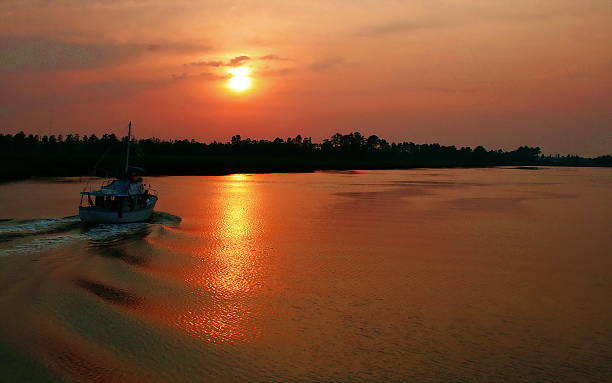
[1,131,610,180]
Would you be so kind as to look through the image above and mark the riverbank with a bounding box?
[4,153,612,182]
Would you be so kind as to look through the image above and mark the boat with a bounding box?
[79,122,158,223]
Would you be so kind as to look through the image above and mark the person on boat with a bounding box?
[127,176,146,210]
[128,175,145,195]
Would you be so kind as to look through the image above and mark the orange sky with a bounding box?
[1,0,611,155]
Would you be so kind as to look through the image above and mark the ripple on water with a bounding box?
[76,278,141,307]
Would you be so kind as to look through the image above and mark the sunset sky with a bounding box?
[1,0,611,156]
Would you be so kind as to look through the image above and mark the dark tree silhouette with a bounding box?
[0,131,609,181]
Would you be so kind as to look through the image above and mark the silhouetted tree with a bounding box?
[0,130,607,181]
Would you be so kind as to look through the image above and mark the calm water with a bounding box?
[0,168,610,382]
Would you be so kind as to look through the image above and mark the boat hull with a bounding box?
[79,196,158,224]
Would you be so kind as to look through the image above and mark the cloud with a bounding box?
[144,42,208,53]
[310,57,346,72]
[186,55,251,67]
[199,71,228,80]
[258,54,292,61]
[172,71,228,81]
[171,73,190,80]
[358,7,555,38]
[185,60,224,67]
[181,53,295,80]
[0,37,208,72]
[0,38,134,72]
[259,67,296,77]
[228,55,251,66]
[360,20,436,37]
[186,53,291,67]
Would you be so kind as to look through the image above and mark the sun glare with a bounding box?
[227,67,252,92]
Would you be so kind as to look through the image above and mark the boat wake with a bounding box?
[85,223,152,247]
[0,216,82,242]
[150,211,182,226]
[0,212,181,256]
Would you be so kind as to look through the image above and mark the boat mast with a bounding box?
[124,121,132,178]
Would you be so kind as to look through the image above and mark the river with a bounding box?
[0,167,610,382]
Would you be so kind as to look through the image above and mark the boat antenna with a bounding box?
[124,121,132,179]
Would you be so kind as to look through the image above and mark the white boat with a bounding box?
[79,122,158,224]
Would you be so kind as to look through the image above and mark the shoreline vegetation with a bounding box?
[2,131,611,181]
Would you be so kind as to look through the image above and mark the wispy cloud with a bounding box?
[185,60,225,67]
[310,57,345,72]
[228,55,251,66]
[185,53,292,68]
[0,37,208,72]
[359,20,439,37]
[172,71,228,81]
[258,54,292,61]
[259,67,296,77]
[186,55,251,68]
[0,38,134,72]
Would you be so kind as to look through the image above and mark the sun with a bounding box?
[227,67,252,92]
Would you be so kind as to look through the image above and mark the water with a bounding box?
[0,168,610,382]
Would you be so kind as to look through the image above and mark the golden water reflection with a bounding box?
[213,174,259,294]
[179,174,263,343]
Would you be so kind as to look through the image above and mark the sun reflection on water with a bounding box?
[214,174,258,294]
[178,174,263,343]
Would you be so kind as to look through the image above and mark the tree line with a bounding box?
[1,131,610,180]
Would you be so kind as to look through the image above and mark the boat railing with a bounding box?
[146,185,158,197]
